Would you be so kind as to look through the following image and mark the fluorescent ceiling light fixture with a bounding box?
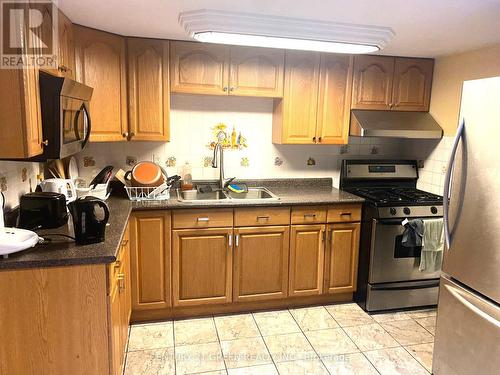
[179,10,395,54]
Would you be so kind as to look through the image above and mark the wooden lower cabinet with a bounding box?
[233,226,290,302]
[324,222,361,294]
[172,228,233,306]
[129,211,171,315]
[289,225,325,296]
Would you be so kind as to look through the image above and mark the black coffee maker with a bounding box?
[68,197,110,245]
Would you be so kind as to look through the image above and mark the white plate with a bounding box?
[0,228,39,257]
[67,156,79,180]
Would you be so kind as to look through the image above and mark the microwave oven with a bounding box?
[32,71,94,161]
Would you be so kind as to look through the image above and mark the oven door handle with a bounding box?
[443,119,465,249]
[375,218,406,226]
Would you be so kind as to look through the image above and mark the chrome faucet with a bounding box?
[212,131,234,191]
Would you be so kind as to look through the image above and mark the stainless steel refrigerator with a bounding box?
[433,77,500,374]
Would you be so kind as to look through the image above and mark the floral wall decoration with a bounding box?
[207,123,248,150]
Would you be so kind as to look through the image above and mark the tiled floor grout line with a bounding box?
[172,319,177,375]
[211,316,230,375]
[322,304,384,375]
[250,312,280,375]
[400,344,432,375]
[287,306,336,375]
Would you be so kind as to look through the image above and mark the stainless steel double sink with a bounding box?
[177,187,280,203]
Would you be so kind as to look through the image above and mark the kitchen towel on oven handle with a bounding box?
[401,219,424,247]
[419,218,444,272]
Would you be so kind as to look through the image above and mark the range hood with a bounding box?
[350,110,443,139]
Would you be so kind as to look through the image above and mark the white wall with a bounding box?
[0,161,40,210]
[76,94,406,187]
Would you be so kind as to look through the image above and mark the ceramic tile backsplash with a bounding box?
[0,161,40,210]
[402,136,453,195]
[76,94,406,188]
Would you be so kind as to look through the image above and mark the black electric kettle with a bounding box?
[68,196,110,245]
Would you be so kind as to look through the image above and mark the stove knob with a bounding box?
[390,207,397,216]
[403,207,411,215]
[431,206,438,214]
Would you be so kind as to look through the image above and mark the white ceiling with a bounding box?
[59,0,500,57]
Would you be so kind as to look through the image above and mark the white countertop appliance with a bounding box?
[432,77,500,375]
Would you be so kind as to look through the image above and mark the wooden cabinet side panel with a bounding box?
[289,225,325,297]
[172,228,233,306]
[74,25,128,141]
[325,223,361,294]
[280,50,321,144]
[58,10,75,78]
[130,211,172,311]
[127,38,170,141]
[0,265,109,375]
[351,55,395,110]
[316,54,353,145]
[229,46,284,97]
[392,58,434,111]
[233,226,290,302]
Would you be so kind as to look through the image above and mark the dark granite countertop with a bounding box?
[0,178,363,270]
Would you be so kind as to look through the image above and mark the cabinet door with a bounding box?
[229,46,284,97]
[289,225,325,297]
[75,26,128,141]
[233,226,290,302]
[129,212,171,312]
[170,41,230,95]
[172,228,233,306]
[273,50,320,144]
[316,54,353,145]
[57,10,75,78]
[324,223,360,294]
[127,38,170,141]
[37,2,58,76]
[392,58,434,111]
[110,281,122,375]
[119,225,131,348]
[352,55,394,110]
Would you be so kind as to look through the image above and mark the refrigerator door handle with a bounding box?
[445,283,500,328]
[443,119,465,249]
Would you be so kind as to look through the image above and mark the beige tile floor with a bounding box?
[124,303,437,375]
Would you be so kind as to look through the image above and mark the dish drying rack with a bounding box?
[125,183,171,201]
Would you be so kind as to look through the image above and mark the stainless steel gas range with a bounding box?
[340,159,443,312]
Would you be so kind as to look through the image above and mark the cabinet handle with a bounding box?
[304,213,316,218]
[229,234,232,247]
[197,217,210,222]
[322,230,326,242]
[318,137,322,143]
[114,260,121,270]
[117,274,125,292]
[312,136,316,143]
[223,86,228,92]
[340,212,352,217]
[256,215,269,221]
[235,234,239,247]
[121,239,129,247]
[129,132,135,139]
[229,86,235,92]
[122,132,129,138]
[41,140,49,146]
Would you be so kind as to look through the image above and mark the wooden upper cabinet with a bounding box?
[74,26,128,142]
[352,55,395,110]
[127,38,170,141]
[172,228,233,306]
[129,211,171,314]
[170,41,229,95]
[273,50,321,144]
[233,226,289,302]
[229,46,284,97]
[324,222,360,294]
[392,58,434,111]
[57,10,75,78]
[316,54,353,144]
[289,225,325,297]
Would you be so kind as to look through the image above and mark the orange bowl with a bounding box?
[130,162,164,187]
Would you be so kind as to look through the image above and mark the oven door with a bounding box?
[369,218,441,284]
[60,97,91,158]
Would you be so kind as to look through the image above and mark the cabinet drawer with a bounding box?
[291,206,327,224]
[327,204,362,223]
[172,209,233,229]
[234,207,290,227]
